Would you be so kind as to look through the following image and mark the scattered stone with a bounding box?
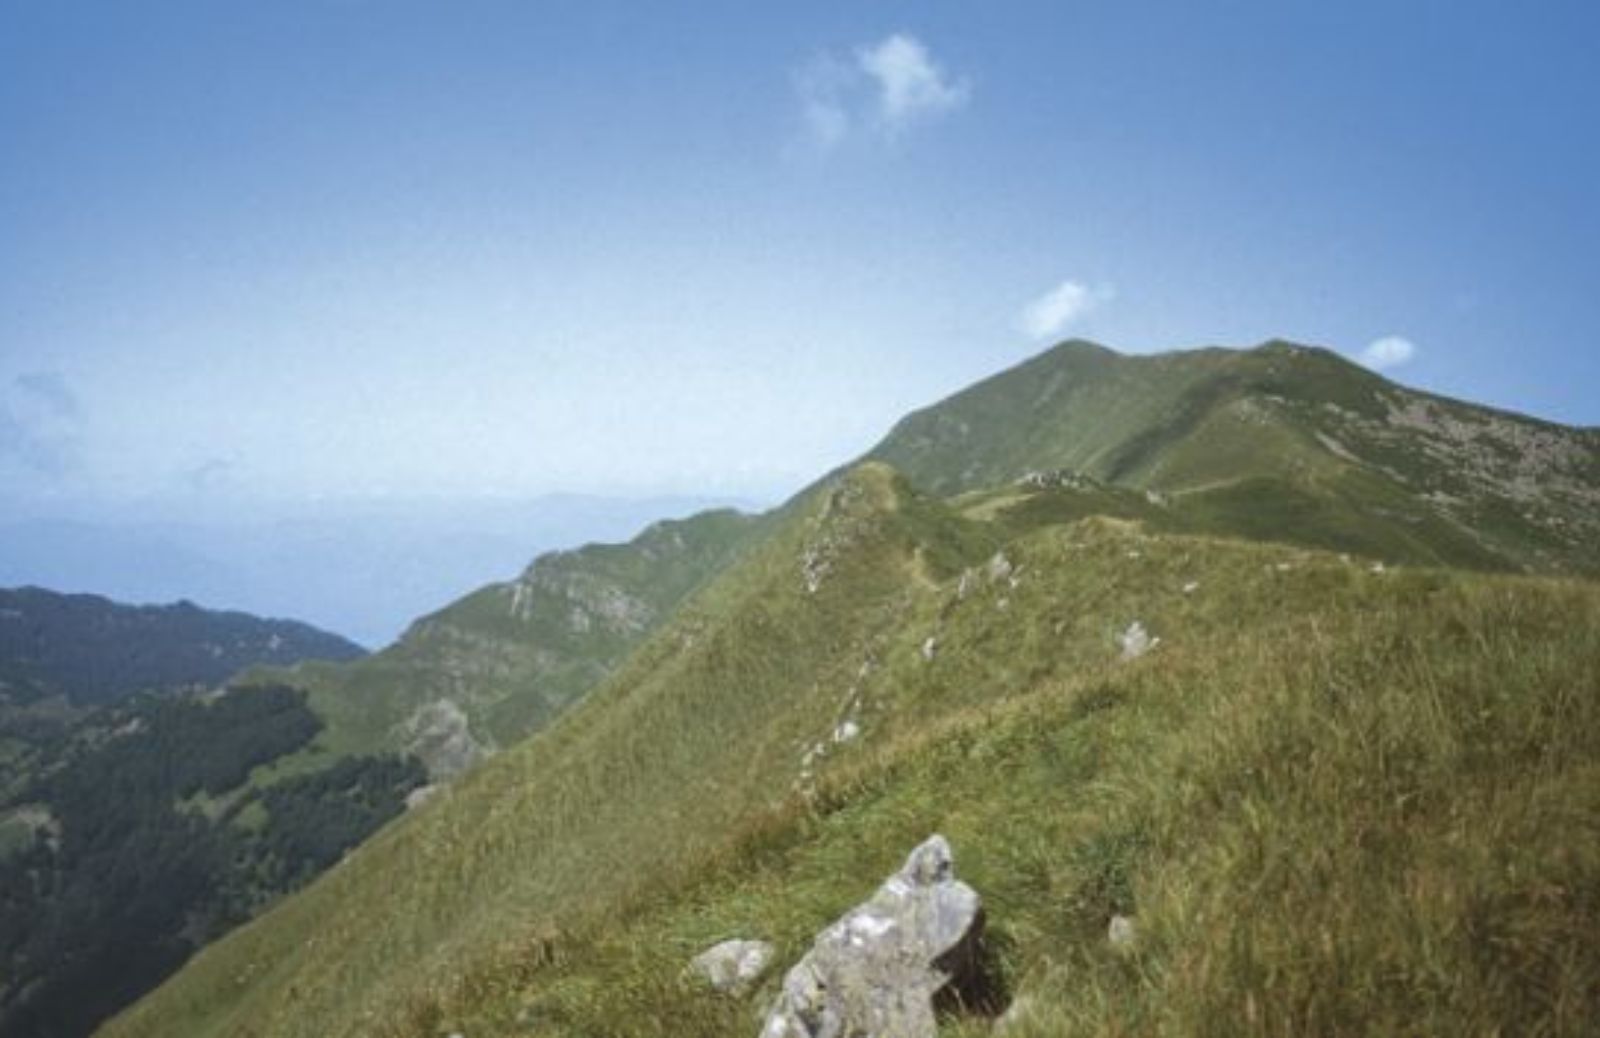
[1181,581,1200,595]
[832,720,861,745]
[692,939,776,995]
[956,569,977,600]
[801,546,830,594]
[404,784,441,810]
[920,636,938,662]
[1118,621,1159,661]
[1370,561,1387,574]
[986,552,1014,582]
[1126,550,1142,560]
[1108,913,1137,948]
[760,835,989,1038]
[1275,561,1293,572]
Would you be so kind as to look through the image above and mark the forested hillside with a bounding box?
[0,684,424,1037]
[0,587,365,709]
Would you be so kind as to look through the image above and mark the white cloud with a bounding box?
[793,54,855,151]
[792,33,969,150]
[1017,281,1114,340]
[1359,336,1418,371]
[857,34,970,133]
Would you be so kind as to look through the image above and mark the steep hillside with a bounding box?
[0,589,370,1037]
[0,509,757,1037]
[0,587,365,709]
[866,340,1600,575]
[249,508,763,779]
[102,462,1600,1037]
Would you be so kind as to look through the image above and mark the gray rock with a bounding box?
[404,783,440,810]
[398,699,489,780]
[1107,913,1136,948]
[692,939,776,995]
[1117,621,1158,661]
[760,835,985,1038]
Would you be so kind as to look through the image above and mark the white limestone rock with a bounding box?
[692,939,776,995]
[760,835,986,1038]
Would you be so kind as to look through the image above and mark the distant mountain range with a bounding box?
[38,339,1600,1038]
[0,587,364,709]
[0,494,752,648]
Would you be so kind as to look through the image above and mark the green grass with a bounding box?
[102,465,1600,1037]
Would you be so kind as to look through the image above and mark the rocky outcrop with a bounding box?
[398,699,489,780]
[1117,621,1157,660]
[691,939,775,995]
[760,835,990,1038]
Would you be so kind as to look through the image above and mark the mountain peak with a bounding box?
[1042,336,1118,356]
[863,338,1599,575]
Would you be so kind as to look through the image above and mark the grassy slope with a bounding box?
[239,508,762,778]
[864,340,1600,576]
[103,463,1600,1037]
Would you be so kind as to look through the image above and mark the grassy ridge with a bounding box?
[865,341,1600,576]
[102,464,1600,1036]
[237,508,763,779]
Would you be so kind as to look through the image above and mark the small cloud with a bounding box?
[1359,336,1418,371]
[793,54,856,151]
[0,371,84,479]
[792,33,969,151]
[1017,280,1115,340]
[183,456,239,494]
[857,34,970,134]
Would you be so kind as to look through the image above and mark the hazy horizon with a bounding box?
[4,1,1598,639]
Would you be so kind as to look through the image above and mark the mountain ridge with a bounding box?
[100,455,1600,1038]
[862,339,1600,575]
[95,338,1600,1038]
[238,506,766,779]
[0,586,365,710]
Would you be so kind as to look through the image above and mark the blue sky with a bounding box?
[3,0,1597,511]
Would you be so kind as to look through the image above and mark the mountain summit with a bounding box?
[865,340,1600,574]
